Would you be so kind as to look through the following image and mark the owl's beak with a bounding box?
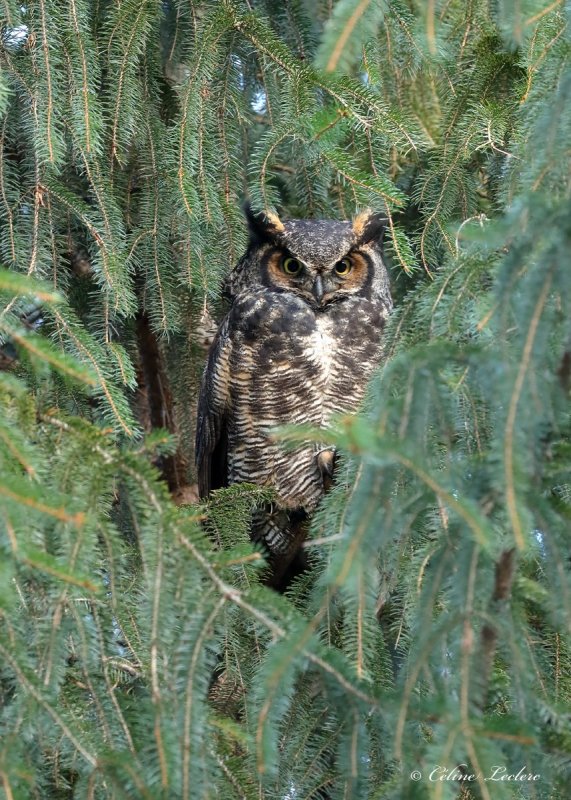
[312,274,324,304]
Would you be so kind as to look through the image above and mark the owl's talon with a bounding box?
[317,448,336,480]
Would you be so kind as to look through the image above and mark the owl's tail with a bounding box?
[251,505,309,589]
[252,505,307,555]
[252,447,337,589]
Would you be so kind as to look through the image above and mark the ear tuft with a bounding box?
[244,203,285,244]
[352,210,387,246]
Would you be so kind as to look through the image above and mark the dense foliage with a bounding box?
[0,0,570,798]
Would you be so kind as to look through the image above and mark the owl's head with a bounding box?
[225,206,389,308]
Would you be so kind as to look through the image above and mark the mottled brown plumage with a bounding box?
[196,206,392,559]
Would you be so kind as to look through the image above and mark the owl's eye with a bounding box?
[282,256,303,276]
[334,258,353,276]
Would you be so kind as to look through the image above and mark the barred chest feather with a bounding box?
[226,289,387,510]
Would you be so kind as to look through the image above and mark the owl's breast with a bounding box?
[317,296,388,420]
[231,289,323,412]
[224,289,387,509]
[228,289,388,426]
[226,291,323,508]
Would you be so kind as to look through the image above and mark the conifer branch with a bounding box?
[0,121,16,262]
[323,0,374,72]
[49,307,136,436]
[504,273,553,550]
[37,0,56,162]
[68,0,92,153]
[0,642,97,767]
[177,533,376,706]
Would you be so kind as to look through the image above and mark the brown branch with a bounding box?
[475,548,516,709]
[557,349,571,393]
[134,312,189,494]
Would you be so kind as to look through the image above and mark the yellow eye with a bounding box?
[334,258,352,276]
[282,256,302,276]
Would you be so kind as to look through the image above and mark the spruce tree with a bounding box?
[0,1,569,798]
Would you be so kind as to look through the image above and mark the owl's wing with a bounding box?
[195,317,231,498]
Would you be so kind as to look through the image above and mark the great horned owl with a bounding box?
[195,206,392,564]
